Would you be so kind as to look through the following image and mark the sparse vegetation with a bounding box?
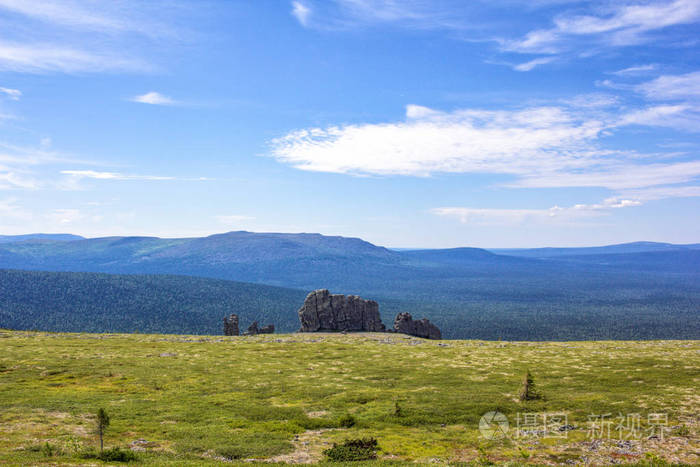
[0,330,697,465]
[324,438,379,462]
[97,446,137,462]
[96,408,110,452]
[518,370,542,402]
[338,413,356,428]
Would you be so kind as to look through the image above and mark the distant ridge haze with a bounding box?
[0,231,697,253]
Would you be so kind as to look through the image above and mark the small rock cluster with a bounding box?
[298,289,441,339]
[243,321,275,336]
[223,314,274,336]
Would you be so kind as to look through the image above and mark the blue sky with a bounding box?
[0,0,699,248]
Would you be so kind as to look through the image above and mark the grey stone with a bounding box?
[243,321,275,335]
[223,314,239,336]
[393,312,441,339]
[298,289,386,333]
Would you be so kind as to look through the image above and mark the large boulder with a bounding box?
[223,314,239,336]
[394,312,441,339]
[298,289,386,333]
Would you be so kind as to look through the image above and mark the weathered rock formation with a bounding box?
[298,289,386,333]
[393,312,441,340]
[223,313,239,336]
[243,321,275,335]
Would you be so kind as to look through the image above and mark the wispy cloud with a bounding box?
[634,71,700,100]
[512,57,555,72]
[620,104,700,132]
[0,0,186,74]
[502,0,700,62]
[0,41,151,74]
[128,91,177,106]
[432,197,641,226]
[0,86,21,100]
[608,64,657,76]
[60,170,175,181]
[291,1,312,27]
[289,0,478,31]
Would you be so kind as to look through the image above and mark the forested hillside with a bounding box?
[1,268,698,340]
[0,269,306,335]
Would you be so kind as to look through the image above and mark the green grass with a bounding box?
[0,330,697,465]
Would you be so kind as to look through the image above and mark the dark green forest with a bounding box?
[0,269,306,335]
[1,268,698,340]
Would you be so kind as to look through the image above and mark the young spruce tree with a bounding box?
[96,408,110,452]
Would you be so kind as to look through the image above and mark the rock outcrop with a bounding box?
[393,312,441,339]
[298,289,386,333]
[223,314,239,336]
[243,321,275,335]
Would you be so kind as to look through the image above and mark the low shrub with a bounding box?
[216,446,245,460]
[338,413,356,428]
[323,438,379,462]
[97,447,137,462]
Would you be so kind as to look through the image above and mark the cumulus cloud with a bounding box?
[271,104,608,177]
[128,91,176,106]
[270,97,700,196]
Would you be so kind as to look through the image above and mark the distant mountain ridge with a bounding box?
[0,233,85,244]
[0,232,698,338]
[490,241,700,258]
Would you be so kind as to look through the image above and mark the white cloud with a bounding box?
[270,100,700,191]
[0,1,187,74]
[504,0,700,56]
[512,57,555,72]
[128,91,176,106]
[563,92,620,108]
[0,86,21,100]
[634,71,700,100]
[608,64,657,76]
[271,104,607,177]
[512,160,700,190]
[291,1,312,26]
[60,170,175,181]
[619,104,700,131]
[432,197,645,226]
[0,0,127,31]
[0,41,150,73]
[620,185,700,201]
